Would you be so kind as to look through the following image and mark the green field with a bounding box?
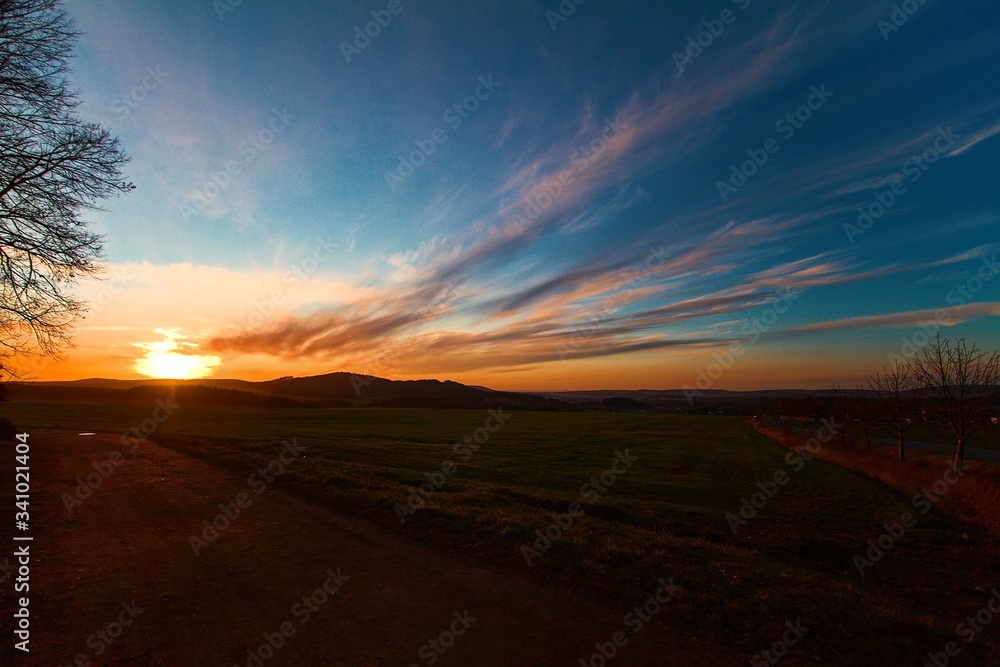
[6,396,1000,664]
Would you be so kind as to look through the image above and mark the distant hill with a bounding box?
[536,388,850,414]
[8,375,892,414]
[8,372,568,411]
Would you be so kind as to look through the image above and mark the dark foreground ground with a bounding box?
[0,400,998,665]
[0,428,703,666]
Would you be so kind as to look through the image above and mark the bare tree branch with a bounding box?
[911,335,1000,470]
[0,0,132,379]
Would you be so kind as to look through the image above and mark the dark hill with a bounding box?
[9,372,567,411]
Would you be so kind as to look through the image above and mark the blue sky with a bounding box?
[50,0,1000,389]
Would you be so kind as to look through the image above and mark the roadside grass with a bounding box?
[5,397,1000,664]
[789,418,1000,451]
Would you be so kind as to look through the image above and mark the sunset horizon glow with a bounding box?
[26,0,1000,392]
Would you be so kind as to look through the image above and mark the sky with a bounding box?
[26,0,1000,390]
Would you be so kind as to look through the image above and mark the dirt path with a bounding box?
[0,430,710,666]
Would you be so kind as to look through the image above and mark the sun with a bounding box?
[134,329,221,380]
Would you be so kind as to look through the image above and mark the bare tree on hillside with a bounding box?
[911,335,1000,471]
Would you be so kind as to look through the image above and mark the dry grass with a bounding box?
[753,419,1000,534]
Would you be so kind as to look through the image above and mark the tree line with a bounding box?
[774,336,999,471]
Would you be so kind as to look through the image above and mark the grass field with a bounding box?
[6,395,1000,664]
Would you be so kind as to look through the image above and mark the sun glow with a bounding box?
[134,329,221,380]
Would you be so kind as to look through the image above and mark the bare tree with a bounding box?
[852,386,878,452]
[867,364,920,463]
[0,0,132,378]
[911,335,1000,471]
[828,383,850,447]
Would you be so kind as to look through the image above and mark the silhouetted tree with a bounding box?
[867,363,921,463]
[0,0,132,378]
[911,335,1000,471]
[852,387,878,452]
[829,384,850,447]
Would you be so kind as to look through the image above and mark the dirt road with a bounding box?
[0,430,708,666]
